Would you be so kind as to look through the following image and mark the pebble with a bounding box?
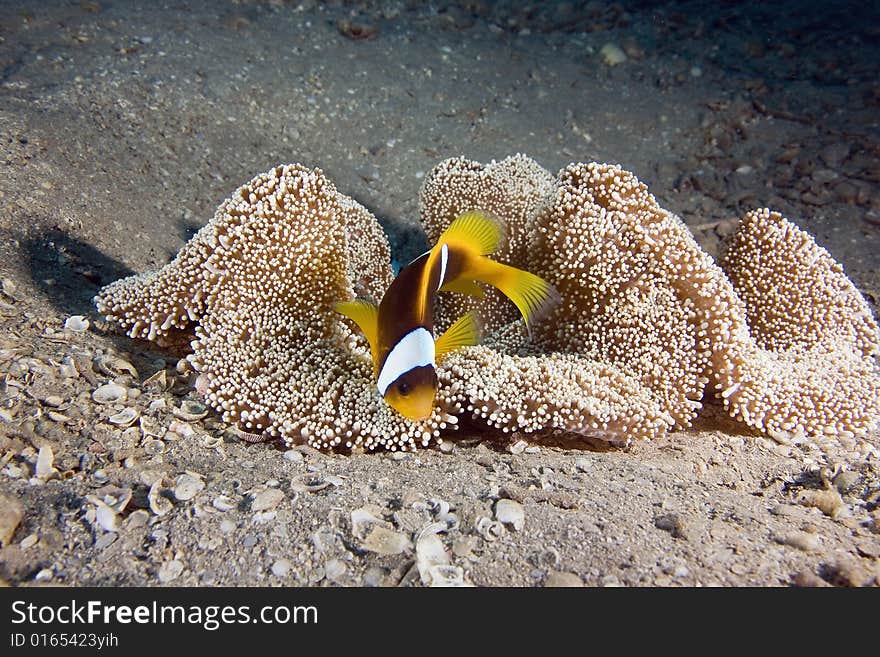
[0,494,24,546]
[35,568,53,582]
[219,519,236,534]
[599,42,627,66]
[545,571,583,587]
[797,488,844,518]
[574,458,592,473]
[271,559,292,578]
[362,566,385,587]
[360,526,412,555]
[494,499,525,531]
[123,510,149,531]
[773,531,819,552]
[94,532,117,551]
[157,560,184,583]
[242,534,258,549]
[833,470,860,495]
[173,474,205,501]
[35,444,57,481]
[654,513,688,539]
[20,534,38,550]
[250,487,285,512]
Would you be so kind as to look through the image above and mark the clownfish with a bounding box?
[335,211,559,421]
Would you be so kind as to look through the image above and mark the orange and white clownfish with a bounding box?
[335,211,560,421]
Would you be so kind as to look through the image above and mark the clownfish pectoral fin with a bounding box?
[438,210,505,256]
[439,277,485,298]
[468,259,561,335]
[434,311,481,361]
[334,300,380,366]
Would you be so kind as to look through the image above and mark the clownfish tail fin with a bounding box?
[468,259,560,335]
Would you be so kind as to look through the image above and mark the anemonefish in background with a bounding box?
[335,211,560,421]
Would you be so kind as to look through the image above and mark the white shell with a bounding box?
[64,315,90,332]
[360,526,412,555]
[173,474,205,501]
[173,399,208,421]
[416,532,449,585]
[35,445,58,481]
[108,407,139,427]
[494,499,525,531]
[92,383,127,404]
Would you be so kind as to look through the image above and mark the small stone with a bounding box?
[773,531,820,552]
[798,488,844,518]
[271,559,292,577]
[250,487,285,512]
[769,504,798,517]
[599,42,627,66]
[123,510,149,531]
[34,568,53,582]
[495,499,525,531]
[791,570,827,587]
[283,449,304,463]
[654,513,688,539]
[509,440,528,455]
[173,474,205,501]
[820,557,874,587]
[833,471,860,495]
[219,519,236,534]
[574,458,592,473]
[545,571,583,587]
[157,559,184,583]
[361,526,412,555]
[0,494,24,546]
[42,395,64,407]
[242,534,258,549]
[94,532,117,551]
[20,534,38,550]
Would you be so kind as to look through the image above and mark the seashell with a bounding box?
[250,487,285,512]
[173,399,207,421]
[416,532,449,585]
[168,420,195,439]
[92,383,127,404]
[94,485,132,513]
[86,496,119,532]
[173,473,205,501]
[47,411,70,423]
[148,481,173,516]
[64,315,90,332]
[475,516,505,542]
[58,356,79,379]
[142,369,168,391]
[509,439,528,455]
[350,506,386,539]
[200,434,223,449]
[108,407,139,427]
[425,565,469,587]
[95,355,138,379]
[360,526,412,555]
[495,499,525,531]
[35,445,58,481]
[143,438,165,456]
[138,416,164,438]
[194,373,210,395]
[290,473,337,493]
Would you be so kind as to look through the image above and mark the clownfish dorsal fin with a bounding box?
[439,211,505,256]
[417,211,503,319]
[434,311,481,362]
[334,300,380,369]
[439,277,485,298]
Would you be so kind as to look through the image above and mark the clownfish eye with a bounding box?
[397,381,411,396]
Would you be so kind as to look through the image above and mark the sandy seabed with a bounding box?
[0,0,878,587]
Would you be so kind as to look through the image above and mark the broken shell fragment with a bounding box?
[173,399,208,421]
[360,526,412,555]
[35,445,58,482]
[416,532,450,585]
[95,355,138,379]
[92,383,127,404]
[148,481,173,516]
[495,499,525,531]
[250,487,285,512]
[94,485,132,513]
[108,407,139,427]
[173,474,205,501]
[142,369,168,391]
